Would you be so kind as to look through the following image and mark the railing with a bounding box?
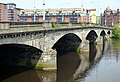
[0,22,111,30]
[10,22,43,28]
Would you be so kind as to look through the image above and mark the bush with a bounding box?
[112,25,120,38]
[51,22,60,28]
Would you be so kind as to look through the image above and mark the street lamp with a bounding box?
[43,0,45,21]
[105,14,106,26]
[62,8,64,22]
[33,0,36,22]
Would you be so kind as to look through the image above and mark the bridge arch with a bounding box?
[0,43,42,68]
[100,30,106,36]
[52,33,82,54]
[107,30,111,34]
[86,30,98,42]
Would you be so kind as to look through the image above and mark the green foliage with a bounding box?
[35,63,45,69]
[80,23,87,26]
[51,22,60,28]
[79,23,92,26]
[96,16,100,25]
[76,47,81,54]
[112,25,120,38]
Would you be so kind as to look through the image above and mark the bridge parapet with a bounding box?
[0,22,10,30]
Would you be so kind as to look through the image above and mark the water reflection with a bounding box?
[1,70,41,82]
[74,41,100,81]
[89,42,97,63]
[36,70,56,82]
[1,38,119,82]
[79,39,120,82]
[56,40,101,82]
[57,52,80,82]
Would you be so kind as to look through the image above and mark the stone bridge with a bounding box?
[0,25,112,69]
[0,26,112,55]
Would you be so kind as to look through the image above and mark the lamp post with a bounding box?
[112,13,113,26]
[62,8,64,22]
[43,0,45,21]
[105,14,106,26]
[33,0,36,22]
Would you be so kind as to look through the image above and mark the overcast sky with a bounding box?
[1,0,120,15]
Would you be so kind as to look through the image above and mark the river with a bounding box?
[1,38,120,82]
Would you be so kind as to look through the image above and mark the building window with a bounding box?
[22,12,25,14]
[56,13,59,15]
[8,9,13,13]
[25,14,28,16]
[49,13,53,16]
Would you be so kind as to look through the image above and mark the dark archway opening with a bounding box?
[100,30,107,52]
[86,30,98,43]
[100,30,106,36]
[107,31,111,34]
[52,33,82,56]
[0,44,43,81]
[52,33,81,81]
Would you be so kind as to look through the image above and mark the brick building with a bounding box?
[5,3,21,22]
[0,3,21,22]
[0,3,8,22]
[101,7,120,26]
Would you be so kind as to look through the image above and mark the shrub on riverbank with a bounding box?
[112,25,120,38]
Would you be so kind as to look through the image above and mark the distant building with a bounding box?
[5,3,21,22]
[0,3,8,22]
[89,9,96,24]
[19,8,97,23]
[0,2,97,23]
[101,7,120,26]
[0,3,21,22]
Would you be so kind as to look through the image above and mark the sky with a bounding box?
[1,0,120,15]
